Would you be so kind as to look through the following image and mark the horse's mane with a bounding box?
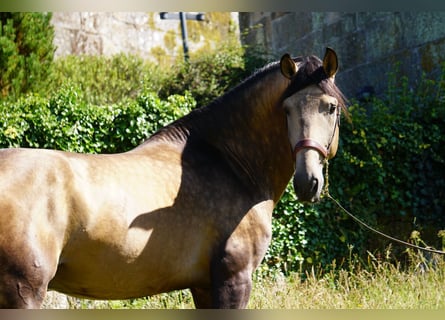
[148,54,347,144]
[147,61,283,144]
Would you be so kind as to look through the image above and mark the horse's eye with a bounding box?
[329,103,337,114]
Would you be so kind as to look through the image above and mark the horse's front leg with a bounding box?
[191,205,272,309]
[212,269,252,308]
[191,269,252,309]
[191,242,256,309]
[0,247,54,308]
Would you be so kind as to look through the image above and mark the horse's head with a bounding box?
[280,48,346,202]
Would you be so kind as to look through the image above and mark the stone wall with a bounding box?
[51,12,238,64]
[51,12,445,97]
[239,12,445,98]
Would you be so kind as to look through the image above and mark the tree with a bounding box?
[0,12,55,99]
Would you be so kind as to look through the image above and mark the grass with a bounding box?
[42,249,445,309]
[249,258,445,308]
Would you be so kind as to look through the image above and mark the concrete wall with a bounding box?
[239,12,445,98]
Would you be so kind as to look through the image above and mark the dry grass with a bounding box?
[249,258,445,308]
[42,250,445,309]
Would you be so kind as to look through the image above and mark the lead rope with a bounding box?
[321,159,445,255]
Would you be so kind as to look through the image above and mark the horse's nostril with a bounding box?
[311,178,319,194]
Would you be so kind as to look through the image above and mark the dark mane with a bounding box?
[148,61,283,143]
[205,60,282,109]
[283,55,347,111]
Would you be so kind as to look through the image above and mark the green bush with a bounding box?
[258,183,364,276]
[330,67,445,253]
[49,54,166,106]
[0,13,55,99]
[48,42,264,108]
[158,43,252,107]
[0,86,195,153]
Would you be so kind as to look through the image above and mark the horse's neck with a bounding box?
[198,69,294,201]
[138,67,295,202]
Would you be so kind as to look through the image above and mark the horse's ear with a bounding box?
[323,47,338,78]
[280,54,297,79]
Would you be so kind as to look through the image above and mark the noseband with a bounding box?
[292,108,340,161]
[293,138,328,159]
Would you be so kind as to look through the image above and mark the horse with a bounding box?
[0,48,346,309]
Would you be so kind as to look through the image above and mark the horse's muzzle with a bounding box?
[292,172,324,203]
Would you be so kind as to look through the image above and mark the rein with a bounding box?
[321,159,445,255]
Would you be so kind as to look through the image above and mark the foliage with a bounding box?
[48,41,265,108]
[0,13,55,100]
[258,185,357,275]
[0,85,195,153]
[49,54,167,106]
[259,183,365,276]
[329,66,445,254]
[158,42,263,107]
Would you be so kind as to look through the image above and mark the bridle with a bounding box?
[292,106,341,161]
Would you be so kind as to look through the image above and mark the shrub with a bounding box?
[48,42,264,108]
[0,13,55,99]
[156,14,262,107]
[0,86,195,153]
[258,183,364,276]
[49,54,166,106]
[329,68,445,254]
[156,42,265,107]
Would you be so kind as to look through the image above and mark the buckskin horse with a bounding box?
[0,48,346,308]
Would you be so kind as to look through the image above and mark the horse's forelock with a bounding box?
[283,55,348,112]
